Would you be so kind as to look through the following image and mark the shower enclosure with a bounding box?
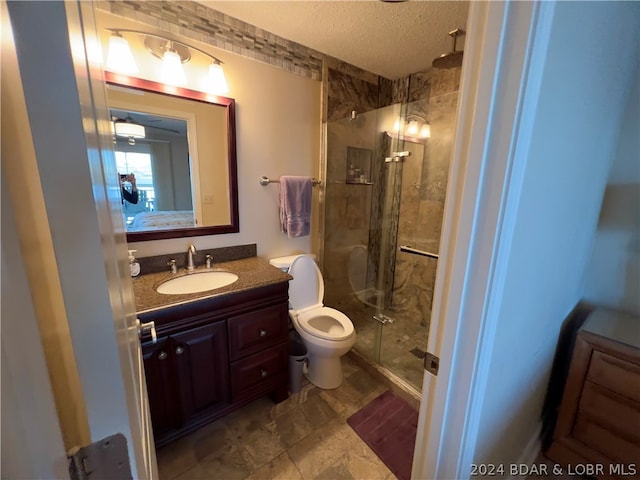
[322,70,461,392]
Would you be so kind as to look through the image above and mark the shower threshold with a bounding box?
[347,349,421,409]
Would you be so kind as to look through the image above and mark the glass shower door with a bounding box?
[375,131,435,390]
[323,99,449,393]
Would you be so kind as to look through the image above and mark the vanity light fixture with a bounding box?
[393,114,431,139]
[106,31,138,74]
[105,28,229,94]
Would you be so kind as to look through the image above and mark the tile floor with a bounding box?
[156,354,400,480]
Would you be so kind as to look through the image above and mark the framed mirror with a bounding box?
[105,72,239,242]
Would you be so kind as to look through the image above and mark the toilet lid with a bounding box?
[288,254,324,311]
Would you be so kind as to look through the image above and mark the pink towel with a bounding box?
[279,176,312,237]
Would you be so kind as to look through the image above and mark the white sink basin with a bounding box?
[156,271,239,295]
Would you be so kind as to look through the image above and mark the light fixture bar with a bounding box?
[105,28,225,66]
[105,28,229,95]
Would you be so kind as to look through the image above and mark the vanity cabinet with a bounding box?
[139,282,290,447]
[142,322,229,438]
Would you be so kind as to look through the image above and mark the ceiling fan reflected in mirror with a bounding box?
[111,112,184,145]
[111,116,145,145]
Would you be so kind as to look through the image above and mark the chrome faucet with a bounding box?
[205,254,213,269]
[186,244,196,270]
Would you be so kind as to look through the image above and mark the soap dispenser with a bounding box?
[128,249,140,277]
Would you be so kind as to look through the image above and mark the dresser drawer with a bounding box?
[586,350,640,402]
[230,343,288,397]
[228,304,289,361]
[573,414,640,465]
[577,381,640,446]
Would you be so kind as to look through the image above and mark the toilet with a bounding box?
[270,254,356,389]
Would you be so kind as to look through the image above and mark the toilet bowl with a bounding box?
[270,254,356,389]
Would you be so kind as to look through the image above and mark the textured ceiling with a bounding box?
[197,1,469,79]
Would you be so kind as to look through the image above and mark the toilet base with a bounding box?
[306,354,344,389]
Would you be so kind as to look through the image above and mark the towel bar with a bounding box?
[259,175,321,186]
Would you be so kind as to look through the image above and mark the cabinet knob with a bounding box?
[260,369,268,378]
[158,351,168,360]
[259,329,267,337]
[175,346,184,355]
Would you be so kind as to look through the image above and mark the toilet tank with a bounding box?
[269,254,316,272]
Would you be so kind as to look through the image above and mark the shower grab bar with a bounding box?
[259,175,321,186]
[399,245,439,259]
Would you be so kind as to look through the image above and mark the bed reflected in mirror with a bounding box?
[106,73,239,241]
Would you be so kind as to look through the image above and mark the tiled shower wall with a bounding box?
[390,67,461,333]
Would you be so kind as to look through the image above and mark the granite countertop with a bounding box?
[133,256,291,314]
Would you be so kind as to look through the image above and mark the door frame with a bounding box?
[6,1,156,477]
[413,1,554,478]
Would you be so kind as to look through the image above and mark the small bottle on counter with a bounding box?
[128,249,141,277]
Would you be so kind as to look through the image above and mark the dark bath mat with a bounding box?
[346,390,418,480]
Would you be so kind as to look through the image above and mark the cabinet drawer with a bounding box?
[230,343,288,396]
[577,381,640,446]
[228,304,289,361]
[586,350,640,402]
[573,414,640,465]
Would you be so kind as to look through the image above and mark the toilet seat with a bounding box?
[288,255,355,342]
[294,306,354,341]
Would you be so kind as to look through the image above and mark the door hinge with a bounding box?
[68,433,132,480]
[424,352,439,376]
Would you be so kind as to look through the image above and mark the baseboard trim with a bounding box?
[507,422,543,480]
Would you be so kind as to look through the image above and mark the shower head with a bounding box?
[432,28,465,69]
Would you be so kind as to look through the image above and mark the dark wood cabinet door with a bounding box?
[142,338,180,435]
[170,322,230,423]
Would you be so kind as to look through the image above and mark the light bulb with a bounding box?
[205,62,229,94]
[407,120,419,136]
[161,49,186,86]
[393,119,401,132]
[420,123,431,138]
[106,33,138,74]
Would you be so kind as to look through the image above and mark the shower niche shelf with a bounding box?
[346,146,372,185]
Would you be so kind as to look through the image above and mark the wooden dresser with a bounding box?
[546,307,640,477]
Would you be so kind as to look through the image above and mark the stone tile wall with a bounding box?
[389,67,461,334]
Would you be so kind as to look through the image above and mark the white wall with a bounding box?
[473,0,640,468]
[96,11,322,260]
[583,63,640,315]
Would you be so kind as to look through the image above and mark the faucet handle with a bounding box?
[205,254,213,269]
[167,259,177,273]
